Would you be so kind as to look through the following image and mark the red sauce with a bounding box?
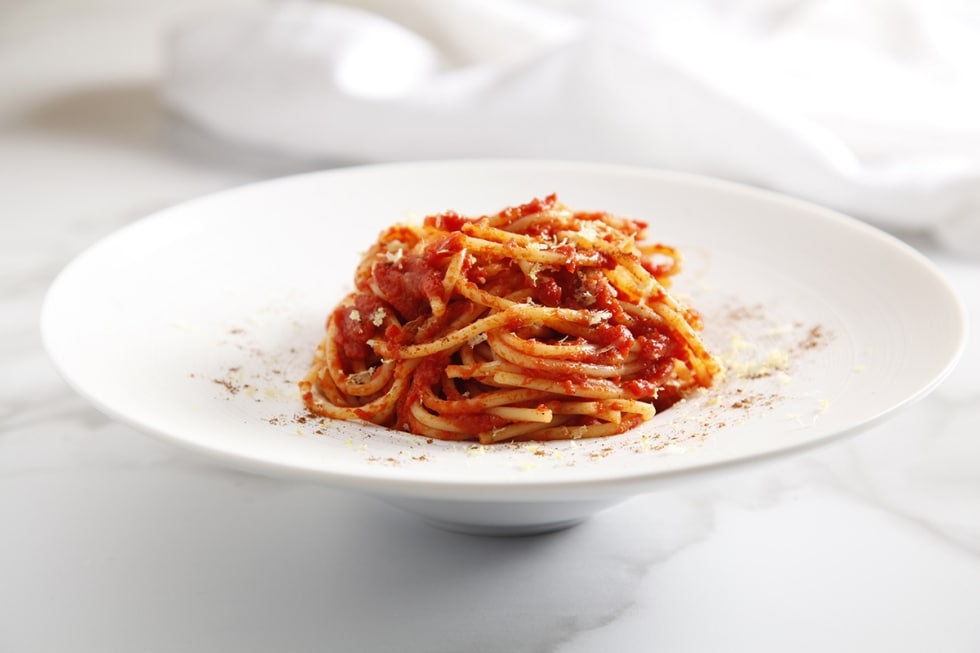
[594,323,634,358]
[498,194,557,224]
[641,257,674,279]
[334,293,388,362]
[533,275,563,306]
[424,210,468,232]
[623,378,660,399]
[636,331,674,361]
[371,256,443,321]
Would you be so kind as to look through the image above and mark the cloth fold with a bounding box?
[163,0,980,254]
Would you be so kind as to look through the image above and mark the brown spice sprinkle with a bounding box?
[799,325,826,350]
[212,378,239,395]
[723,302,766,322]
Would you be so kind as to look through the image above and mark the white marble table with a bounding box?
[2,3,979,652]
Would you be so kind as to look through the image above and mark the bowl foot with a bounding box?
[380,496,620,536]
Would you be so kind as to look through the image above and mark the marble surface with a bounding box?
[2,2,979,652]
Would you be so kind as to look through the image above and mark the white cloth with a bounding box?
[163,0,980,254]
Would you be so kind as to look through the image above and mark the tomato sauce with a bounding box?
[371,256,443,321]
[334,293,388,362]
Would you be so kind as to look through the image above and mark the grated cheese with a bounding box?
[588,309,613,325]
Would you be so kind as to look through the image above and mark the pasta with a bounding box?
[299,194,719,444]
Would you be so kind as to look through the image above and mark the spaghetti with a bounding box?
[300,195,719,444]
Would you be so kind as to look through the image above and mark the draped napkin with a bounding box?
[163,0,980,254]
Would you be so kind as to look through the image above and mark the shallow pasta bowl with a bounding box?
[42,160,966,534]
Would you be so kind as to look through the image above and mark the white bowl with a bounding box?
[42,161,965,534]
